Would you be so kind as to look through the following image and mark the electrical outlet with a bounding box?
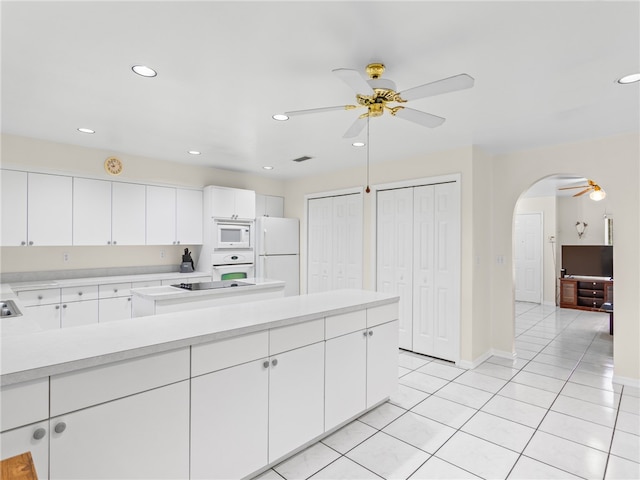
[160,250,165,259]
[63,252,69,263]
[549,235,556,243]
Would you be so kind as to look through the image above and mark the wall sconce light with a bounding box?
[575,221,588,239]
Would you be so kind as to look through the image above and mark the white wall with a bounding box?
[491,133,639,383]
[0,134,285,274]
[515,196,557,305]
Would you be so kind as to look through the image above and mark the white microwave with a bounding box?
[215,221,252,249]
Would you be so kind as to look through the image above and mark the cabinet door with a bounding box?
[25,304,61,330]
[112,182,146,245]
[0,421,49,480]
[98,297,131,323]
[50,381,189,480]
[73,178,112,245]
[265,195,284,217]
[61,300,99,328]
[234,188,256,219]
[366,320,399,408]
[191,359,269,479]
[269,342,324,462]
[210,187,236,218]
[146,186,176,245]
[176,188,203,244]
[325,330,367,430]
[28,173,72,246]
[1,170,28,246]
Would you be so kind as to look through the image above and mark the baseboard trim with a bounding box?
[457,349,516,370]
[612,374,640,388]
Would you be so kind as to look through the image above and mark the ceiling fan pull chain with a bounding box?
[365,116,371,194]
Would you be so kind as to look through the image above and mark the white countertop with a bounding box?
[131,278,284,301]
[1,289,398,386]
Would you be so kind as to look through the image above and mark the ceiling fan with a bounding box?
[279,63,474,138]
[558,179,606,200]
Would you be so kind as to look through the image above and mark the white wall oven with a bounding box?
[211,251,255,281]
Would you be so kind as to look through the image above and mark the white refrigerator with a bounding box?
[255,217,300,296]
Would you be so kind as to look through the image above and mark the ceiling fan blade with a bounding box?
[399,73,475,101]
[284,105,356,117]
[558,185,590,190]
[573,187,592,197]
[343,116,367,138]
[392,107,445,128]
[332,68,374,95]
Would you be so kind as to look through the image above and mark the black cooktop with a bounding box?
[172,280,254,291]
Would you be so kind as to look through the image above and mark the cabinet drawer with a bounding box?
[325,310,366,340]
[270,319,324,355]
[367,303,399,327]
[131,279,162,289]
[578,281,604,289]
[578,288,604,298]
[99,282,132,298]
[0,378,49,432]
[50,348,190,416]
[17,288,60,306]
[61,285,99,302]
[192,331,269,377]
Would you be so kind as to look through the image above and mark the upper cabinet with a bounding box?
[208,186,255,220]
[111,182,146,246]
[146,186,202,245]
[1,170,28,246]
[176,188,203,245]
[73,178,112,246]
[256,194,284,218]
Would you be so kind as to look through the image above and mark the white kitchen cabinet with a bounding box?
[60,299,99,328]
[49,380,190,480]
[191,359,269,479]
[268,341,325,463]
[176,188,203,244]
[325,330,367,430]
[0,421,50,480]
[208,185,255,219]
[366,320,399,408]
[72,177,112,245]
[98,297,131,323]
[146,185,176,245]
[24,304,61,330]
[256,193,284,217]
[111,182,146,245]
[28,173,73,246]
[0,169,28,246]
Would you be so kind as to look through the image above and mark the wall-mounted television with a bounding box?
[562,245,613,279]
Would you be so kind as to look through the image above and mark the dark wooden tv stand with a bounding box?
[559,277,613,311]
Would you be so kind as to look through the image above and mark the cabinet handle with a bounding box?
[38,295,43,300]
[176,240,180,245]
[113,241,117,245]
[55,305,60,310]
[107,241,111,245]
[127,297,131,302]
[62,304,67,309]
[271,359,278,367]
[368,330,374,336]
[54,422,66,434]
[363,331,368,337]
[29,241,34,245]
[78,291,83,296]
[33,427,46,440]
[113,289,118,293]
[21,241,26,246]
[263,360,270,369]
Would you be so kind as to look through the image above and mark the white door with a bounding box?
[50,381,190,480]
[73,177,112,246]
[366,320,400,408]
[146,186,176,245]
[1,169,28,246]
[307,197,333,293]
[0,421,50,480]
[261,255,299,296]
[191,359,268,479]
[112,182,146,245]
[376,188,414,350]
[515,213,542,303]
[176,188,203,244]
[28,173,73,246]
[333,194,363,289]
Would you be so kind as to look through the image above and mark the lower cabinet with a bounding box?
[191,359,269,480]
[24,304,61,330]
[367,320,400,408]
[49,381,190,480]
[60,299,99,328]
[0,421,49,480]
[98,297,132,323]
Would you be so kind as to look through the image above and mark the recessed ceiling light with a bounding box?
[132,65,157,77]
[188,150,201,155]
[617,73,640,84]
[272,114,289,121]
[263,166,274,170]
[352,142,365,147]
[77,127,95,134]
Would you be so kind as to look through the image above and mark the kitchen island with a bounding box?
[131,277,285,317]
[1,289,399,480]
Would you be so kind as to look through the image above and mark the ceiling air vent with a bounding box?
[292,155,313,163]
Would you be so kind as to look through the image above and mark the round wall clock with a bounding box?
[104,156,123,175]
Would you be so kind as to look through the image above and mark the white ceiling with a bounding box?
[2,1,639,181]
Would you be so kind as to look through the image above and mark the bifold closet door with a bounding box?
[413,183,459,361]
[376,188,414,350]
[308,197,333,293]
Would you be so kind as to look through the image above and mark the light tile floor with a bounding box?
[255,304,640,479]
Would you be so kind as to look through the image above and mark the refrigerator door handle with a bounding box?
[263,228,267,255]
[260,256,266,278]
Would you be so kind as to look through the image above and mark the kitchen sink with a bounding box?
[0,300,22,318]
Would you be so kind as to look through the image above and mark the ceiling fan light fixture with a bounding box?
[617,73,640,84]
[589,188,606,201]
[131,65,157,77]
[272,114,289,121]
